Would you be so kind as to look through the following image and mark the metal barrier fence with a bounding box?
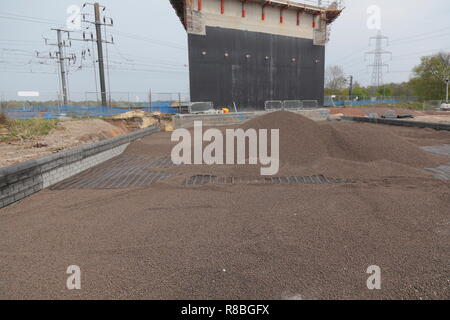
[3,105,131,120]
[302,100,319,109]
[85,91,190,111]
[264,101,284,111]
[283,100,303,110]
[189,102,214,114]
[324,96,418,107]
[264,100,318,111]
[301,0,345,9]
[423,100,443,111]
[3,104,186,120]
[0,91,190,119]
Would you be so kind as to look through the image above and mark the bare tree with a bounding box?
[325,65,347,93]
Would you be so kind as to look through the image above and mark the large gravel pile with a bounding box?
[176,111,449,179]
[242,111,444,167]
[123,111,450,180]
[1,112,450,299]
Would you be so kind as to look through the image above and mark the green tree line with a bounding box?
[325,52,449,101]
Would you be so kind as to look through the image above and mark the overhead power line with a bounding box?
[0,11,62,23]
[389,32,450,47]
[390,26,450,43]
[0,69,57,74]
[111,30,187,50]
[73,2,115,107]
[0,15,62,26]
[328,25,450,67]
[109,45,188,66]
[0,38,43,43]
[82,64,188,74]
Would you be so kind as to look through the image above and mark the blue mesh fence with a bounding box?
[324,97,418,107]
[3,102,182,120]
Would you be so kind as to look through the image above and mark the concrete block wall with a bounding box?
[0,125,160,209]
[172,109,330,129]
[343,116,450,131]
[41,144,128,189]
[173,111,263,129]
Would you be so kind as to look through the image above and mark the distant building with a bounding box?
[169,0,342,109]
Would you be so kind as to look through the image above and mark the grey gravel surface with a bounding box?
[0,117,449,300]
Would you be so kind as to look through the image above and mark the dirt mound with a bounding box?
[0,118,129,168]
[241,111,329,166]
[321,123,444,168]
[111,110,174,131]
[55,119,127,142]
[241,111,444,168]
[111,110,159,129]
[170,111,448,179]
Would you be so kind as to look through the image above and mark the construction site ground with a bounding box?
[328,105,450,123]
[0,111,449,300]
[0,111,171,168]
[2,106,449,169]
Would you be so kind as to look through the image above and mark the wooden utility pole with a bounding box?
[349,75,353,102]
[69,3,114,107]
[94,2,108,107]
[56,30,68,105]
[43,29,74,105]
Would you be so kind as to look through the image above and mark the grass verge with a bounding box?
[352,101,424,110]
[0,116,59,142]
[0,112,7,125]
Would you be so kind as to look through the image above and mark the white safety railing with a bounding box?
[264,100,319,111]
[264,100,284,111]
[283,100,304,110]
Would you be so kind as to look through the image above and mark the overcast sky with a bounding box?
[327,0,450,87]
[1,0,450,100]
